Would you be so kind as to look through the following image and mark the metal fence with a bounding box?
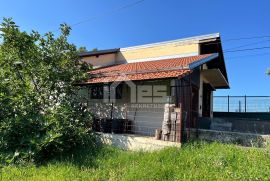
[213,96,270,112]
[89,102,187,142]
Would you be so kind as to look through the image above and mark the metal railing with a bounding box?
[213,96,270,112]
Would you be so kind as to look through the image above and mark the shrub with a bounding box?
[0,18,93,164]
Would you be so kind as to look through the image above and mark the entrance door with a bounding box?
[202,83,212,117]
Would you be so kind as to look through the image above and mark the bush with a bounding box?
[0,18,93,164]
[0,103,93,164]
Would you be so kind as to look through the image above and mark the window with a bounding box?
[115,84,123,99]
[110,84,123,100]
[91,85,103,99]
[90,84,123,100]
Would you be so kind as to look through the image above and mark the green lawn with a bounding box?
[1,142,270,181]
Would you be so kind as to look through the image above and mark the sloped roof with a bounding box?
[87,69,191,83]
[85,54,217,84]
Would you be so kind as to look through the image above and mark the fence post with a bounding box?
[228,95,230,112]
[110,102,114,119]
[244,95,247,112]
[239,100,241,112]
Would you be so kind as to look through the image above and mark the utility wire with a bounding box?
[71,0,145,28]
[186,35,270,47]
[224,39,270,51]
[226,52,270,59]
[224,35,270,42]
[224,46,270,53]
[41,0,145,36]
[169,35,270,48]
[4,0,270,55]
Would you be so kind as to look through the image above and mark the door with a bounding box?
[202,83,212,117]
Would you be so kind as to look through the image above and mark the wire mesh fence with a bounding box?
[88,102,189,142]
[214,96,270,112]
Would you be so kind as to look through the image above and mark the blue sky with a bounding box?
[0,0,269,96]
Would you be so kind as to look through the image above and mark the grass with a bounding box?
[1,142,270,181]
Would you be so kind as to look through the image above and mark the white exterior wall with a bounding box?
[78,80,175,136]
[198,69,204,117]
[198,64,213,117]
[87,102,166,136]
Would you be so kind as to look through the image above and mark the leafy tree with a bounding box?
[78,46,87,53]
[0,18,93,164]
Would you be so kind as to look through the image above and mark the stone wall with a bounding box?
[189,128,270,147]
[198,117,270,134]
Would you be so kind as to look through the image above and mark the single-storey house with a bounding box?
[77,33,229,142]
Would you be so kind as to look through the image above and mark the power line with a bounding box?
[224,46,270,53]
[40,0,146,36]
[224,39,270,51]
[71,0,145,28]
[223,35,270,42]
[172,36,270,48]
[196,35,270,48]
[226,52,270,59]
[4,3,270,55]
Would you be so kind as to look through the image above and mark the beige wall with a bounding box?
[81,53,116,68]
[117,43,199,63]
[80,42,200,67]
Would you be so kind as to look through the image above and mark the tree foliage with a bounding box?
[78,46,87,53]
[0,18,93,164]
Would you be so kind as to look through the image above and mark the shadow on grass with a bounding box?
[39,135,119,169]
[43,139,211,169]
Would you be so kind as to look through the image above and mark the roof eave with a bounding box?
[78,48,120,57]
[188,53,219,70]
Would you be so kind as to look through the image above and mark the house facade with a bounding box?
[77,33,229,141]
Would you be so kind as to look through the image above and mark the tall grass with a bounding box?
[1,142,270,180]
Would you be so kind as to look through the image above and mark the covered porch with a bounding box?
[77,53,229,144]
[79,78,191,143]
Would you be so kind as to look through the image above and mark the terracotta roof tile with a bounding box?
[86,69,190,83]
[86,54,212,83]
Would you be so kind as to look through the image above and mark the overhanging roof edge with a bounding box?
[188,53,219,70]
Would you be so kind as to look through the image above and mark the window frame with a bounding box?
[90,84,104,99]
